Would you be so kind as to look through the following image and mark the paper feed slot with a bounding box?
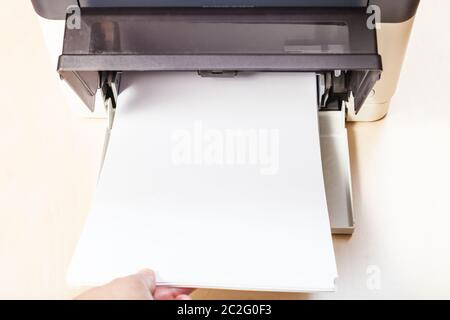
[57,7,382,114]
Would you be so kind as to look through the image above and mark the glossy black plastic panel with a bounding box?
[31,0,420,23]
[78,0,366,7]
[61,8,377,57]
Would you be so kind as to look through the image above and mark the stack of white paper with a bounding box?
[68,72,337,292]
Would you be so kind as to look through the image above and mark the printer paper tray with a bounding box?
[68,72,342,292]
[319,110,355,235]
[99,107,355,234]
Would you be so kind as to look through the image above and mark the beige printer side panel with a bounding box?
[349,17,416,122]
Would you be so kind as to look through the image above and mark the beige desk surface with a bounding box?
[1,1,450,300]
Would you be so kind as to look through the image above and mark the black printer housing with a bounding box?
[30,0,420,114]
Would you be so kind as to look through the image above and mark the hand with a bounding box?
[75,269,193,300]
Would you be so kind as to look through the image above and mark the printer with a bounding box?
[32,0,420,237]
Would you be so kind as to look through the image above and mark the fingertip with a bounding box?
[153,286,174,300]
[176,288,195,295]
[176,294,192,300]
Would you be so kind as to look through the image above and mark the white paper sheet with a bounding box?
[68,72,337,292]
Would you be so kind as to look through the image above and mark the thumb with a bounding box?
[137,269,157,294]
